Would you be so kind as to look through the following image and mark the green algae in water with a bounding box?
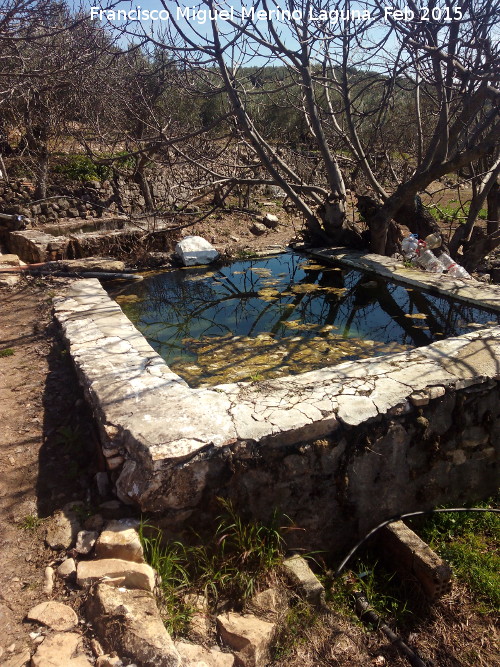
[112,253,500,387]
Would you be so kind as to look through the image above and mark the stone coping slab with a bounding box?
[309,247,500,311]
[53,262,500,511]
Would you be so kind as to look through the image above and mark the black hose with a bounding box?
[334,507,499,578]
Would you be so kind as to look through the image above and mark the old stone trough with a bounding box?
[7,217,175,263]
[53,249,500,554]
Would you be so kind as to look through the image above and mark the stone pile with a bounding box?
[19,503,329,667]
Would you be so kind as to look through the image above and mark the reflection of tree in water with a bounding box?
[116,254,499,381]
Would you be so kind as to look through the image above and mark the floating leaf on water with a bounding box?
[116,294,141,304]
[291,283,322,293]
[404,312,427,319]
[250,267,272,277]
[258,288,280,300]
[319,324,339,332]
[321,286,347,295]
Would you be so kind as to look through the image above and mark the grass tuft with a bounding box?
[0,348,15,357]
[139,499,286,635]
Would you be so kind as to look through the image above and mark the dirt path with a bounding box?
[0,279,95,663]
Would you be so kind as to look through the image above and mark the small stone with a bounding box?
[217,612,275,667]
[95,656,124,667]
[43,566,55,595]
[45,507,81,550]
[26,601,78,631]
[282,555,325,606]
[262,213,279,229]
[250,222,267,236]
[175,641,235,666]
[106,456,125,470]
[409,391,430,406]
[31,632,92,667]
[95,519,144,563]
[57,558,77,579]
[76,530,98,555]
[76,558,155,592]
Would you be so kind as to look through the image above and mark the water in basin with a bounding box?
[111,252,499,386]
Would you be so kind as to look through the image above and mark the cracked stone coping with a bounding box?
[309,248,500,312]
[54,278,500,470]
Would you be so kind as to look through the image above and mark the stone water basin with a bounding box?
[108,252,500,386]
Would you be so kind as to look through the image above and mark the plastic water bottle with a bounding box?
[447,264,471,279]
[424,232,442,249]
[416,249,444,273]
[401,234,419,259]
[438,253,471,279]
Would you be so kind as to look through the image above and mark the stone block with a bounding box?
[95,519,144,563]
[379,520,452,599]
[57,557,76,579]
[76,558,155,592]
[282,556,325,606]
[31,632,93,667]
[217,612,275,667]
[175,641,235,666]
[175,236,219,266]
[86,583,181,666]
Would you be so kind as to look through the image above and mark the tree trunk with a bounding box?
[33,149,49,200]
[134,156,155,211]
[316,194,364,247]
[487,179,499,236]
[357,194,444,256]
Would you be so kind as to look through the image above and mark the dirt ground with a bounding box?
[0,207,498,666]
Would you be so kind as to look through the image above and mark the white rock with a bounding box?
[26,601,78,631]
[175,236,219,266]
[76,558,155,592]
[76,530,98,555]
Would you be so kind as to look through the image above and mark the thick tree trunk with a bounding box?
[357,194,443,256]
[316,194,364,247]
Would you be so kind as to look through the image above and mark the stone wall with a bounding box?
[54,276,500,555]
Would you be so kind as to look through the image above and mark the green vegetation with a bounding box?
[53,151,137,182]
[53,154,111,181]
[0,348,15,357]
[427,201,487,225]
[139,498,286,635]
[19,514,44,532]
[272,599,320,659]
[414,502,499,613]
